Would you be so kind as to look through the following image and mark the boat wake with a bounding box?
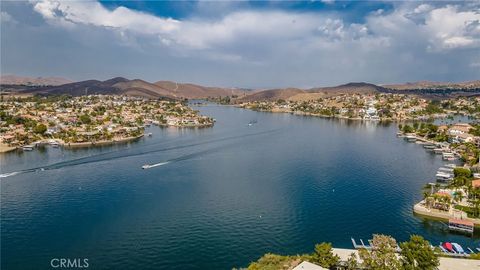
[0,171,21,178]
[142,161,170,169]
[0,128,282,178]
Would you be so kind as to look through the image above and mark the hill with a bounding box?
[154,81,247,99]
[2,77,249,99]
[236,83,385,102]
[235,88,305,102]
[383,80,480,90]
[0,75,73,86]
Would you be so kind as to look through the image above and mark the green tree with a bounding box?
[400,235,439,270]
[33,123,47,134]
[402,125,414,133]
[310,242,340,269]
[79,114,91,124]
[454,167,472,178]
[359,234,401,270]
[345,252,359,270]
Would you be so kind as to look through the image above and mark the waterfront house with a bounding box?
[292,261,327,270]
[448,123,473,135]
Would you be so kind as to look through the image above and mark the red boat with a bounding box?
[442,242,454,253]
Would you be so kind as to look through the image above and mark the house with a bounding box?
[451,133,475,143]
[292,261,327,270]
[448,123,472,135]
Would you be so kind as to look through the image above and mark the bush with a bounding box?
[310,242,340,269]
[454,167,472,178]
[33,123,47,134]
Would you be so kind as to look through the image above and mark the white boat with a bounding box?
[22,145,34,151]
[434,148,447,154]
[423,144,436,149]
[50,141,60,147]
[436,175,453,183]
[442,153,455,161]
[142,165,152,169]
[404,135,417,142]
[147,133,153,137]
[438,167,454,173]
[445,164,458,169]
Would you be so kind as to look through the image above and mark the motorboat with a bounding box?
[22,145,34,151]
[442,242,455,253]
[451,243,465,254]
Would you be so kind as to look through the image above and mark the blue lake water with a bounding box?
[1,104,479,269]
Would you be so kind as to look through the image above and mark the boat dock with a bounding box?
[351,237,477,259]
[351,238,371,250]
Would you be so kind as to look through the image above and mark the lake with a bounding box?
[1,104,478,269]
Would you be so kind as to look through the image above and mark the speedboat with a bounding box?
[404,135,417,142]
[438,167,454,173]
[442,153,455,161]
[22,145,34,151]
[423,144,436,149]
[442,242,455,253]
[451,243,465,254]
[142,165,152,169]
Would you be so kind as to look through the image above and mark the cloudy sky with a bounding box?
[1,1,479,88]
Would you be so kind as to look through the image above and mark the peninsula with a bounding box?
[0,95,214,152]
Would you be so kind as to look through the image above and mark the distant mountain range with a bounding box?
[1,76,248,100]
[1,75,479,100]
[0,75,73,86]
[383,80,480,90]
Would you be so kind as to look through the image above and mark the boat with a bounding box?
[442,153,455,161]
[248,120,257,126]
[423,144,436,149]
[433,148,446,154]
[442,242,455,253]
[404,135,417,142]
[142,165,152,169]
[438,167,454,173]
[435,174,453,183]
[451,243,465,254]
[49,141,60,148]
[22,145,34,151]
[147,133,153,137]
[439,246,449,253]
[445,164,457,169]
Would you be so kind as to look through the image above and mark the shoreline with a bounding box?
[63,134,145,148]
[237,106,463,123]
[413,201,480,227]
[0,143,17,153]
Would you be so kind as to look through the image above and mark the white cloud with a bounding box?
[3,1,478,87]
[32,1,180,34]
[0,11,16,23]
[424,5,480,50]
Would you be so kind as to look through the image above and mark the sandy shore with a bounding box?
[0,143,17,153]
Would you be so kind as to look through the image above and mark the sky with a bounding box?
[1,1,479,88]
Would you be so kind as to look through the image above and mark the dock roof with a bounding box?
[449,219,474,227]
